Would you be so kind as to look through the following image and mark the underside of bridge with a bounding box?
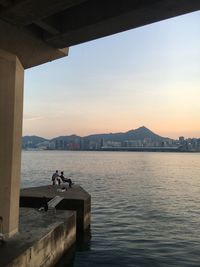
[0,0,199,237]
[0,0,199,68]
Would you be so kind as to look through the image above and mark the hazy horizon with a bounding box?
[23,11,200,139]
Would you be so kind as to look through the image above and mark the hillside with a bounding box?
[22,135,48,149]
[85,126,167,142]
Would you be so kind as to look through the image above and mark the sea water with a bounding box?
[21,151,200,267]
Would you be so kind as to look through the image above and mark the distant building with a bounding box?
[179,136,185,143]
[48,141,56,150]
[103,140,122,148]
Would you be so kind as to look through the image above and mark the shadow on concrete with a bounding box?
[54,227,91,267]
[76,227,91,252]
[54,245,76,267]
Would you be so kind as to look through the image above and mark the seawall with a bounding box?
[0,184,91,267]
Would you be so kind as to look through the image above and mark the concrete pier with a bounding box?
[0,208,76,267]
[20,185,91,234]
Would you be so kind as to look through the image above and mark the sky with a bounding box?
[23,11,200,139]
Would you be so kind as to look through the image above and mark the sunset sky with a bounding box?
[23,11,200,139]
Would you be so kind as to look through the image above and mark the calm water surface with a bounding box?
[21,151,200,267]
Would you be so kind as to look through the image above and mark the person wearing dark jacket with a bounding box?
[60,171,73,188]
[52,170,60,185]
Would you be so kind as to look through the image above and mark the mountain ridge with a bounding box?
[22,126,170,148]
[84,126,168,142]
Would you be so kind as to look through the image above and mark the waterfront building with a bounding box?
[179,136,185,144]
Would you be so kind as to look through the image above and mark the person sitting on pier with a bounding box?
[52,170,61,185]
[60,171,73,188]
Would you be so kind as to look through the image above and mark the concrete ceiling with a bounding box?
[0,0,199,68]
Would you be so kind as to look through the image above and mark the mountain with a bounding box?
[22,135,48,149]
[125,126,166,141]
[84,126,167,142]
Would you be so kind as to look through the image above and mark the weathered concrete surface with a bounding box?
[20,185,91,233]
[0,208,76,267]
[0,49,24,238]
[0,19,69,69]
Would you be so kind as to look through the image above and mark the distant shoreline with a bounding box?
[22,148,200,153]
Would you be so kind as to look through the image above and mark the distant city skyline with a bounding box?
[22,126,200,152]
[23,11,200,139]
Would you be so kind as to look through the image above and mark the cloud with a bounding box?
[23,114,45,121]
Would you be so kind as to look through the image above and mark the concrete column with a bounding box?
[0,49,24,238]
